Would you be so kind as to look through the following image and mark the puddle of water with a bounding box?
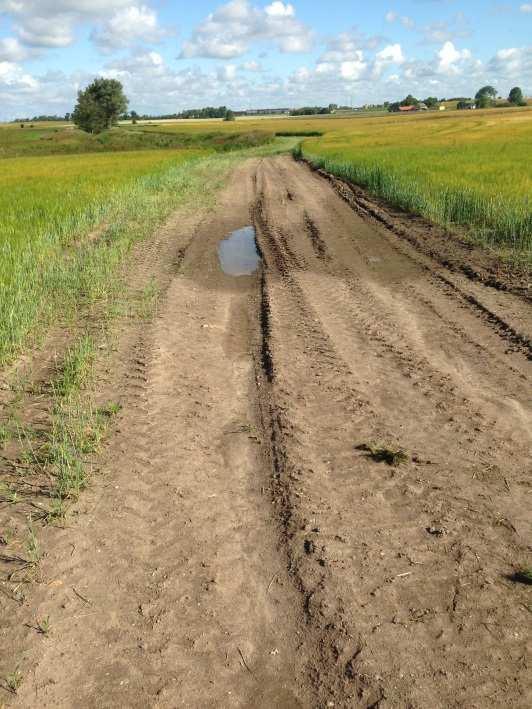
[218,226,261,276]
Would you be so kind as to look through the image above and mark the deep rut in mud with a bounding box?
[2,156,531,709]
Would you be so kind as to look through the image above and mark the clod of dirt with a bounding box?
[304,539,316,555]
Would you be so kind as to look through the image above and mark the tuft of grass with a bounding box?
[0,482,20,505]
[356,442,409,466]
[0,526,15,545]
[36,616,51,636]
[5,668,23,694]
[0,423,12,449]
[97,401,122,418]
[292,143,303,160]
[55,335,95,397]
[49,403,99,499]
[25,517,41,563]
[136,277,160,319]
[44,498,67,524]
[31,396,122,503]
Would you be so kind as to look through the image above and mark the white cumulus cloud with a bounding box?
[91,5,165,52]
[437,41,471,75]
[179,0,313,59]
[488,46,532,77]
[373,43,405,78]
[0,37,29,61]
[340,58,367,80]
[0,1,161,52]
[265,2,294,18]
[217,64,238,81]
[0,60,39,90]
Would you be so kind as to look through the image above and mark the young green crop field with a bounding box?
[0,147,210,363]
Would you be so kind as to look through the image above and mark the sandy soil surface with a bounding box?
[1,156,531,708]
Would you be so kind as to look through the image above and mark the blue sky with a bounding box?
[0,1,531,118]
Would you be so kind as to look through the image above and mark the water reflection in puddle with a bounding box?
[218,226,261,276]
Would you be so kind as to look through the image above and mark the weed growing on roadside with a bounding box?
[0,482,20,505]
[0,423,11,448]
[43,398,120,502]
[510,567,532,585]
[136,277,160,319]
[1,528,14,547]
[44,498,67,524]
[97,401,122,418]
[36,616,51,635]
[55,335,95,398]
[356,443,409,466]
[25,517,41,563]
[5,668,23,694]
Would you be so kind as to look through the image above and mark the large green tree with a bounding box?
[474,85,497,109]
[475,85,497,99]
[424,96,439,109]
[508,86,525,105]
[72,78,128,134]
[401,94,419,106]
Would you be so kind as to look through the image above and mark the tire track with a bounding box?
[253,156,531,709]
[5,155,530,709]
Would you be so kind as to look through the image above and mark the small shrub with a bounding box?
[356,443,409,466]
[509,567,532,585]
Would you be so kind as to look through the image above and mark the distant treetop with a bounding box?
[475,85,497,100]
[508,86,526,106]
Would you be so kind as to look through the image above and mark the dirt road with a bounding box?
[4,157,531,708]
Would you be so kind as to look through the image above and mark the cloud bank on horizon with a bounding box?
[0,0,530,118]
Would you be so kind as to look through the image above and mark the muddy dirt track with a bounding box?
[3,156,532,708]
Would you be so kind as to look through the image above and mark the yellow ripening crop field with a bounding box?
[145,107,532,253]
[298,108,532,252]
[304,108,532,204]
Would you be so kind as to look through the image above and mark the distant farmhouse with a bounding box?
[399,103,428,113]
